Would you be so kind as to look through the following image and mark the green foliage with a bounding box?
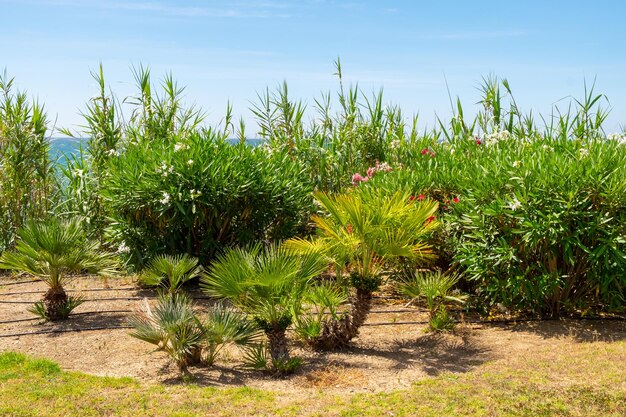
[202,304,260,366]
[292,282,348,342]
[398,271,466,331]
[285,189,439,289]
[284,189,439,347]
[60,65,205,241]
[202,244,326,372]
[254,59,414,193]
[129,292,204,373]
[202,244,326,328]
[241,343,269,371]
[102,132,313,268]
[140,254,202,295]
[0,218,118,288]
[129,293,259,373]
[28,296,84,321]
[0,218,118,320]
[363,79,626,316]
[0,71,53,252]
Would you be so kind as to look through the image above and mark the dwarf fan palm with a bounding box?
[129,292,204,373]
[201,244,326,373]
[398,271,467,331]
[0,218,118,320]
[284,189,438,348]
[140,254,202,295]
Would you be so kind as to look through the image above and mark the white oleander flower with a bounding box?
[512,160,521,168]
[117,242,130,254]
[508,198,522,211]
[187,159,194,166]
[579,148,589,158]
[174,142,188,152]
[390,139,401,149]
[607,133,626,145]
[160,192,170,205]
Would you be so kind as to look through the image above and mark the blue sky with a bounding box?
[1,0,625,134]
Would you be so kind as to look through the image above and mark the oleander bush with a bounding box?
[102,132,313,268]
[359,81,626,316]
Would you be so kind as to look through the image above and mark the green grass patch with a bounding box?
[0,349,624,417]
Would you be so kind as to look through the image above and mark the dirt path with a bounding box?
[1,276,625,395]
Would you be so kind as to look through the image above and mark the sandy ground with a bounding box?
[1,275,625,394]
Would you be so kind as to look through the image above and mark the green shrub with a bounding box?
[139,254,202,295]
[0,72,53,252]
[101,132,313,268]
[363,129,626,316]
[129,293,258,374]
[0,218,118,320]
[202,244,327,374]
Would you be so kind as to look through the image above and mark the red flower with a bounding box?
[426,215,436,224]
[417,194,425,201]
[346,224,353,234]
[476,139,482,145]
[453,196,460,203]
[409,195,415,201]
[421,148,428,155]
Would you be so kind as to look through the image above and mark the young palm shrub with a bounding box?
[201,244,327,374]
[397,271,467,331]
[202,304,260,366]
[139,254,202,295]
[129,292,204,374]
[129,293,258,374]
[284,189,439,349]
[0,218,118,320]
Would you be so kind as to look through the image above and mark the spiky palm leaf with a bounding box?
[201,243,326,371]
[285,190,438,280]
[140,254,202,294]
[0,218,118,320]
[397,271,467,331]
[0,218,118,289]
[202,304,260,365]
[129,292,204,372]
[283,189,439,348]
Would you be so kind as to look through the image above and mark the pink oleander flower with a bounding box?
[418,194,425,201]
[351,173,368,186]
[367,167,376,178]
[453,196,460,204]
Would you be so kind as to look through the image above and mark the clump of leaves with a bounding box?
[129,293,258,374]
[284,189,438,349]
[202,244,327,374]
[398,271,466,331]
[0,218,118,320]
[140,254,202,295]
[129,292,204,373]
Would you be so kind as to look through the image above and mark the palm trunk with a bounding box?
[43,286,68,321]
[266,328,290,364]
[312,287,373,350]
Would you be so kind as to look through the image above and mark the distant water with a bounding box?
[49,138,85,165]
[48,137,265,163]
